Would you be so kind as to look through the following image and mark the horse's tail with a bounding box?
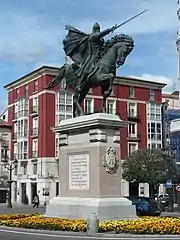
[46,64,66,89]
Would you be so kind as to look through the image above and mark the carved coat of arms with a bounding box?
[102,146,119,174]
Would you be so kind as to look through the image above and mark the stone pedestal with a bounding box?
[45,113,136,220]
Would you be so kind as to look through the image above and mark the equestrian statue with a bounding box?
[46,9,148,116]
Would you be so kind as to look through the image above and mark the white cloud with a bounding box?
[76,0,178,35]
[129,74,177,93]
[0,0,178,63]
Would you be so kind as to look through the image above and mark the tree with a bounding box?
[122,148,177,197]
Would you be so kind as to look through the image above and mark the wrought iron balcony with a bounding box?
[31,106,38,115]
[127,133,141,142]
[31,128,38,137]
[127,110,140,121]
[32,151,38,158]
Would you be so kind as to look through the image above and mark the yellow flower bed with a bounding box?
[0,214,180,234]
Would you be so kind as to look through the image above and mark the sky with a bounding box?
[0,0,179,113]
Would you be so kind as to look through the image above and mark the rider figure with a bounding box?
[76,22,117,91]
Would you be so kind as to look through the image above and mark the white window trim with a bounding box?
[128,123,137,137]
[33,97,38,107]
[128,101,137,112]
[33,117,38,128]
[106,99,116,115]
[84,98,94,114]
[32,140,38,151]
[128,142,138,155]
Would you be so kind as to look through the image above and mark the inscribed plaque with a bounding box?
[69,154,89,190]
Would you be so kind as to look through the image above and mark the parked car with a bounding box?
[124,196,161,217]
[155,193,170,207]
[154,193,170,211]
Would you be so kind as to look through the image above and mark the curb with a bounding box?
[0,226,180,239]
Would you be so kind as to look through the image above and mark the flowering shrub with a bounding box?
[0,214,180,234]
[99,217,180,234]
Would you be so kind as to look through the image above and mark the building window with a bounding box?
[34,80,38,92]
[129,86,135,98]
[149,89,154,101]
[16,89,19,100]
[157,144,161,149]
[17,98,28,117]
[107,100,116,114]
[33,97,38,106]
[24,141,28,159]
[148,103,161,121]
[32,140,38,158]
[33,163,37,175]
[148,122,161,140]
[129,123,136,135]
[84,98,93,114]
[17,141,27,159]
[59,114,65,121]
[33,118,38,128]
[128,143,137,154]
[23,164,27,175]
[156,123,161,140]
[56,92,73,123]
[151,143,156,149]
[25,84,28,97]
[128,102,136,117]
[24,119,28,137]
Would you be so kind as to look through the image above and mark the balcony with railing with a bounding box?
[1,139,9,148]
[31,128,38,138]
[30,106,38,116]
[0,154,9,163]
[127,133,141,142]
[32,150,38,158]
[127,110,140,121]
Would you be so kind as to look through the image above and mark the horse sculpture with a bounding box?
[47,34,134,116]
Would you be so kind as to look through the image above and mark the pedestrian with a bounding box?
[33,194,39,208]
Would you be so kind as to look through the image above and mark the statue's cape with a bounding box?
[63,26,90,66]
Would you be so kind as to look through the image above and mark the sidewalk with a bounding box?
[161,211,180,217]
[0,203,45,214]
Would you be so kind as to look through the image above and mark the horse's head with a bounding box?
[106,34,134,68]
[115,34,134,67]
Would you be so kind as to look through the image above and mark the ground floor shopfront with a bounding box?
[11,157,59,205]
[11,179,59,205]
[11,179,166,205]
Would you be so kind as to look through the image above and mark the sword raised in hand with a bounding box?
[111,9,148,33]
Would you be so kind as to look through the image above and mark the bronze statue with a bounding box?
[47,10,148,116]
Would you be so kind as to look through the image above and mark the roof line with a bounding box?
[4,65,60,89]
[116,76,166,87]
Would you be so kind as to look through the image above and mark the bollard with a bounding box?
[86,213,99,236]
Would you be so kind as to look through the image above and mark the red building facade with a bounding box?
[4,66,165,204]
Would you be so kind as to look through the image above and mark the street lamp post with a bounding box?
[3,157,18,208]
[162,143,176,212]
